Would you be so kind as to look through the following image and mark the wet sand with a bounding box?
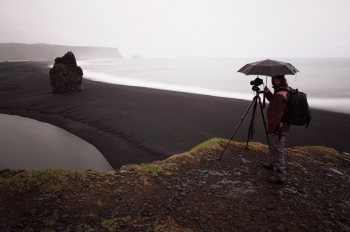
[1,61,349,169]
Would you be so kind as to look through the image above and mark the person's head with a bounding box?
[272,75,287,87]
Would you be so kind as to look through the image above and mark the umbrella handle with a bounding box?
[262,92,266,109]
[263,76,268,109]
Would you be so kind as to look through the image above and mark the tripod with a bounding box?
[217,88,270,160]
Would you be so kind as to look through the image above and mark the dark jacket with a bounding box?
[265,83,290,134]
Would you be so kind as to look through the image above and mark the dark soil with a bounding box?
[1,140,349,232]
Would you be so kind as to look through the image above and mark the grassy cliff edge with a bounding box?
[1,138,349,231]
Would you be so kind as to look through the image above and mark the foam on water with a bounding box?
[75,58,350,115]
[308,98,350,114]
[83,69,255,101]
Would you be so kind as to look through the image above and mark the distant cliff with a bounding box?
[0,43,123,60]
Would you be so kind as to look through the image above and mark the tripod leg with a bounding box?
[253,102,258,135]
[259,96,270,150]
[246,96,258,149]
[217,97,256,161]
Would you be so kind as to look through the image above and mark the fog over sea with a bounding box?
[76,58,350,115]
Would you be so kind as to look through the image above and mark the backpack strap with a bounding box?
[276,91,288,99]
[275,87,293,103]
[275,87,293,95]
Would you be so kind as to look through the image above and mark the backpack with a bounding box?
[277,87,311,129]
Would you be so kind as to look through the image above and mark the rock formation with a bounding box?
[49,51,84,93]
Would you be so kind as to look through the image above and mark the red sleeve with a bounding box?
[267,93,287,134]
[265,91,273,102]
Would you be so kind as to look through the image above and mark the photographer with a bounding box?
[263,75,290,184]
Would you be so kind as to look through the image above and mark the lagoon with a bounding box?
[0,113,114,171]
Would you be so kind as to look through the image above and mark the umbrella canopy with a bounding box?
[237,59,299,77]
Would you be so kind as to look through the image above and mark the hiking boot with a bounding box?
[267,176,286,184]
[262,163,273,170]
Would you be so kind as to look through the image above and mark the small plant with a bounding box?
[120,216,131,222]
[83,224,94,232]
[195,138,226,149]
[117,188,123,195]
[101,218,117,232]
[101,216,132,232]
[36,181,43,186]
[53,63,67,69]
[35,197,44,201]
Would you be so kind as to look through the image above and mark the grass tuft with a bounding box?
[286,146,341,162]
[101,218,117,231]
[0,169,111,196]
[101,216,132,232]
[137,164,162,176]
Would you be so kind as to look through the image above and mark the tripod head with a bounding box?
[251,88,266,109]
[251,85,261,92]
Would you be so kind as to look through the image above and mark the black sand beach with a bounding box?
[1,61,349,169]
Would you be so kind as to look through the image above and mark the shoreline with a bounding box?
[1,61,349,169]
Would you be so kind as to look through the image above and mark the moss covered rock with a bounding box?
[49,51,84,93]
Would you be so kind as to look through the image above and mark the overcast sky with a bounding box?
[0,0,349,58]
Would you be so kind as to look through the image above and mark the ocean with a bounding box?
[77,58,350,115]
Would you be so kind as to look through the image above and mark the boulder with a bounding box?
[49,51,84,93]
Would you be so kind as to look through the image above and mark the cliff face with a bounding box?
[49,51,84,93]
[0,43,123,60]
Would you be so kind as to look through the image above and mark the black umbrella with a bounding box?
[237,59,299,77]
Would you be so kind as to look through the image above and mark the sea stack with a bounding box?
[49,51,84,93]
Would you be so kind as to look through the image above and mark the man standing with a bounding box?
[263,75,290,184]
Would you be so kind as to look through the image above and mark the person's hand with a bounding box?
[264,86,270,93]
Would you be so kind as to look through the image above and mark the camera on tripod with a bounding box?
[217,75,269,160]
[250,77,264,92]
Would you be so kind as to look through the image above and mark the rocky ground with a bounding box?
[1,138,349,232]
